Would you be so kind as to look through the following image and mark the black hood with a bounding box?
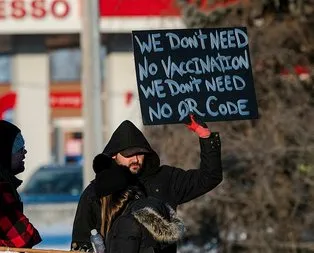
[0,120,23,188]
[0,120,21,170]
[102,120,160,179]
[103,120,153,156]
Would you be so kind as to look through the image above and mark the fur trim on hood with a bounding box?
[132,204,185,243]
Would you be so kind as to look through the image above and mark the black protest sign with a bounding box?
[132,27,258,125]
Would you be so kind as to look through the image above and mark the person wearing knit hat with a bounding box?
[0,120,42,248]
[93,153,137,197]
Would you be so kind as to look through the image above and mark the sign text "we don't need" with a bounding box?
[132,27,259,125]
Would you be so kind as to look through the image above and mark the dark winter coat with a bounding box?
[106,195,185,253]
[71,120,222,252]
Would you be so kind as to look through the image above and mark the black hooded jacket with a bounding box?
[71,120,222,252]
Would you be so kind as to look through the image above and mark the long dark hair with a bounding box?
[100,185,143,237]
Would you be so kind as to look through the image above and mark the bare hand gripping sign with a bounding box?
[132,27,259,125]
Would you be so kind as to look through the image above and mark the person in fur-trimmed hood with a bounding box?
[94,157,185,253]
[0,120,41,248]
[71,114,222,253]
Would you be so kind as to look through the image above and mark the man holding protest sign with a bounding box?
[72,26,259,252]
[71,115,222,253]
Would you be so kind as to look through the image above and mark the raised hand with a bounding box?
[185,114,211,138]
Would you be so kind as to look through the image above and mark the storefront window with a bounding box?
[50,47,106,82]
[0,54,11,83]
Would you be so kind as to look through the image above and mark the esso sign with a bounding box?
[0,0,71,19]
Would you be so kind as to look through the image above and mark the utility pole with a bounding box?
[80,0,103,188]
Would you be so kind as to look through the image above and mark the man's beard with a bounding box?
[128,162,142,174]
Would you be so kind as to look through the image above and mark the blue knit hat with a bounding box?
[12,132,25,154]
